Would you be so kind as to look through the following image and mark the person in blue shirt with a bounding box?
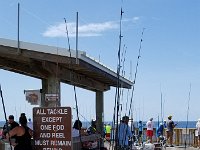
[118,116,133,149]
[138,120,143,144]
[156,122,164,142]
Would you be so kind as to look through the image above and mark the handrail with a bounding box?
[72,134,101,143]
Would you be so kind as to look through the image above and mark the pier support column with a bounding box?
[96,91,104,147]
[41,76,61,107]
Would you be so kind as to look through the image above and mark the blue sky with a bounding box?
[0,0,200,123]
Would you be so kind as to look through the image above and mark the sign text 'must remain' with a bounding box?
[33,107,72,150]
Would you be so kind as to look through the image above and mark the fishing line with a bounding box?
[128,28,145,117]
[0,85,13,150]
[111,86,118,149]
[121,44,127,77]
[159,85,165,125]
[119,44,126,113]
[64,17,84,147]
[21,7,51,26]
[73,107,91,123]
[120,44,128,115]
[124,61,132,117]
[160,89,164,125]
[121,28,145,148]
[50,44,61,149]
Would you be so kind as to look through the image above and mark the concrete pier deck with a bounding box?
[165,146,199,150]
[104,141,200,150]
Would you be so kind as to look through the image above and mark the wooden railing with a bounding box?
[0,135,101,150]
[73,134,101,149]
[0,128,198,149]
[134,128,198,147]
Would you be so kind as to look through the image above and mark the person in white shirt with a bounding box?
[146,118,154,143]
[196,118,200,148]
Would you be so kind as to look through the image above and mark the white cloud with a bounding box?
[122,16,140,22]
[42,17,140,38]
[133,17,140,21]
[42,21,119,38]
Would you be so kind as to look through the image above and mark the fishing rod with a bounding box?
[184,83,191,148]
[111,6,125,149]
[113,7,124,150]
[115,44,127,130]
[0,85,13,150]
[124,28,145,148]
[64,16,83,146]
[121,44,127,78]
[128,28,145,119]
[118,27,145,149]
[160,91,163,124]
[119,45,127,116]
[114,27,145,149]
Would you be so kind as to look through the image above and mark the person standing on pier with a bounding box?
[105,123,111,141]
[87,119,97,135]
[2,115,19,139]
[138,120,144,144]
[156,122,164,142]
[6,113,32,150]
[196,118,200,148]
[166,115,176,147]
[118,116,133,148]
[146,118,154,143]
[72,119,82,137]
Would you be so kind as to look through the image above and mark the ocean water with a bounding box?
[0,121,197,129]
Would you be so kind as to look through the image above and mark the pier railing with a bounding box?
[0,127,198,149]
[73,134,101,149]
[134,128,198,147]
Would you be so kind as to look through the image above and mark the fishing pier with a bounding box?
[0,38,132,149]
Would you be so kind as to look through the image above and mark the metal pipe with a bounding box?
[76,12,78,64]
[17,3,21,54]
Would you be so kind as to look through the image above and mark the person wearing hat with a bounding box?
[166,115,176,147]
[196,118,200,148]
[138,120,144,144]
[156,122,164,142]
[2,115,19,139]
[87,119,97,135]
[146,118,154,143]
[118,115,132,148]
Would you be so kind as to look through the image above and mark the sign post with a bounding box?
[33,107,72,150]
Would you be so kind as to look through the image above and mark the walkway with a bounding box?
[104,141,199,150]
